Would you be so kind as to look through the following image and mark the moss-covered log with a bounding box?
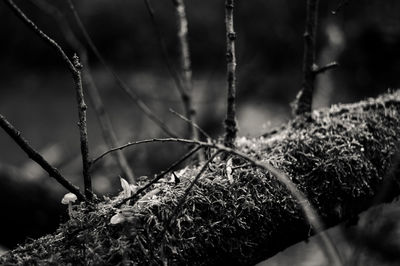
[1,91,400,265]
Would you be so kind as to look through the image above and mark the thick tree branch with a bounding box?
[2,91,400,265]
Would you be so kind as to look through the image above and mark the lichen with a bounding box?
[1,90,400,265]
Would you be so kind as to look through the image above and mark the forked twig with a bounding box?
[4,0,93,198]
[67,0,178,138]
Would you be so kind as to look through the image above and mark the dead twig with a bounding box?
[170,0,199,141]
[169,108,211,140]
[4,0,93,199]
[71,54,92,199]
[67,0,178,138]
[224,0,238,148]
[293,0,320,116]
[0,114,85,201]
[32,0,136,184]
[143,0,184,94]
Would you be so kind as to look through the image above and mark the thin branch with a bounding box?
[31,0,136,184]
[72,54,92,199]
[143,0,184,94]
[115,146,201,207]
[170,0,200,142]
[3,0,75,74]
[97,136,342,264]
[169,108,211,140]
[67,0,178,138]
[0,114,85,201]
[293,0,320,116]
[224,0,238,148]
[4,0,94,198]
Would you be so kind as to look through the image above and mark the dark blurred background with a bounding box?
[0,0,400,250]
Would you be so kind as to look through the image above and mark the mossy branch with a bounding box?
[2,91,400,265]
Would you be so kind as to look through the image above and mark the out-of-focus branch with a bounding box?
[67,0,178,138]
[224,0,238,148]
[170,0,204,161]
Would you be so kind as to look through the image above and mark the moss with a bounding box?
[2,90,400,265]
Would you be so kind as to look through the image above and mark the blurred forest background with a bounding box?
[1,0,400,254]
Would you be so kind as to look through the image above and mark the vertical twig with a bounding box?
[3,0,93,199]
[66,0,178,139]
[224,0,238,148]
[293,0,320,116]
[31,0,136,184]
[72,54,92,199]
[143,0,184,94]
[170,0,197,139]
[0,114,86,201]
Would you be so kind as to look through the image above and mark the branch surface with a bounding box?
[2,91,400,265]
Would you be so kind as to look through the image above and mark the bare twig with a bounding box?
[71,54,92,199]
[169,108,211,140]
[224,0,238,148]
[143,0,184,94]
[170,0,199,139]
[31,0,136,184]
[115,146,201,207]
[3,0,75,73]
[67,0,178,138]
[4,0,94,198]
[293,0,320,116]
[0,114,85,201]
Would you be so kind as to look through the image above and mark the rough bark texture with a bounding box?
[1,91,400,265]
[224,0,238,148]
